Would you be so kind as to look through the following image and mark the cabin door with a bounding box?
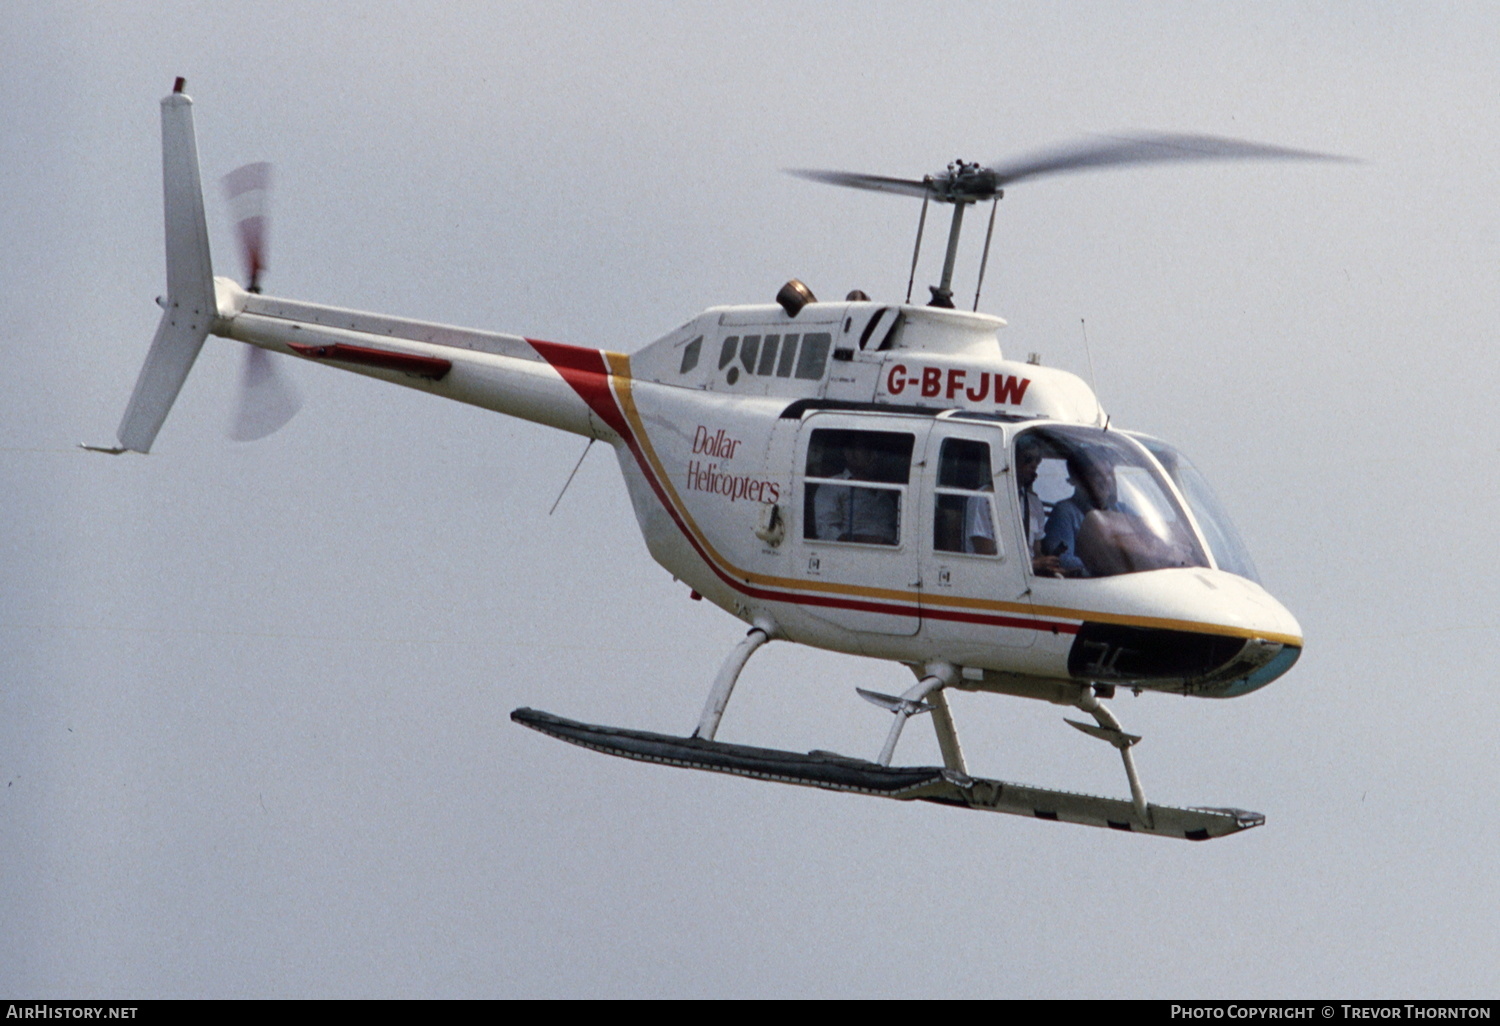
[917,422,1036,650]
[791,413,927,636]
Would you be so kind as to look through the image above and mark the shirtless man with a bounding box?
[1042,448,1124,576]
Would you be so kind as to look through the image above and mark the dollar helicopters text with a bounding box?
[100,81,1336,841]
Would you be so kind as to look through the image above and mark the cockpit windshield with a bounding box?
[1131,436,1261,582]
[1017,425,1209,578]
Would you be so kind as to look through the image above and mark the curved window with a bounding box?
[1133,436,1260,582]
[1017,426,1208,578]
[718,336,738,369]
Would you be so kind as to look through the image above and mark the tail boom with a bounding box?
[220,289,618,441]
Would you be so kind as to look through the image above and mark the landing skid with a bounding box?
[511,708,1263,842]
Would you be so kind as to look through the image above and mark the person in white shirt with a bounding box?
[1016,434,1064,576]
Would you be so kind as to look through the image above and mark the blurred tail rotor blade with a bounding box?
[222,161,272,292]
[223,163,297,440]
[229,347,302,442]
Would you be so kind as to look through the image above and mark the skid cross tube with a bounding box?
[927,689,967,774]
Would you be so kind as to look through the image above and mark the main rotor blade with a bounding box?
[788,133,1353,205]
[783,168,932,198]
[985,132,1354,188]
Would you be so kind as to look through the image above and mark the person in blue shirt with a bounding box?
[1042,447,1126,577]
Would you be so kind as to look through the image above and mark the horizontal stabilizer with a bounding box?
[511,708,1263,841]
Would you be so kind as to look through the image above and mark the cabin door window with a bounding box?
[793,416,924,638]
[920,426,1036,650]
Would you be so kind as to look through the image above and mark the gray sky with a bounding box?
[3,1,1496,998]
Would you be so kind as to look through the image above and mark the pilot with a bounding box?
[814,441,899,545]
[1042,447,1124,576]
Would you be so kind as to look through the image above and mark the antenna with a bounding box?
[1080,318,1098,393]
[1080,318,1105,426]
[549,439,595,515]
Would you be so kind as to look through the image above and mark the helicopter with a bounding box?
[98,79,1342,841]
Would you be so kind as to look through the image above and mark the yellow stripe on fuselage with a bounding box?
[602,355,1303,649]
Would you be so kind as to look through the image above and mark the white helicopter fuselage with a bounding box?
[114,84,1319,838]
[212,281,1302,705]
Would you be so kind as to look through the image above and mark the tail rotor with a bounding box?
[222,161,271,293]
[221,161,301,440]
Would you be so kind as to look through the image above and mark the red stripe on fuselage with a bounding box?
[527,339,1075,635]
[528,339,756,600]
[526,339,633,441]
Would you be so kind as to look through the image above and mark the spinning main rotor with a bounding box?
[788,132,1349,309]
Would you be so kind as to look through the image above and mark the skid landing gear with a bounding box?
[1067,685,1152,827]
[512,635,1263,842]
[861,673,1158,830]
[857,661,956,768]
[692,626,769,742]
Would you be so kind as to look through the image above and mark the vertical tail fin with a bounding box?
[116,79,215,453]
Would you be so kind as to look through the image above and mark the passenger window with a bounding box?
[803,429,914,546]
[776,335,799,377]
[757,335,781,376]
[716,332,828,384]
[795,332,832,380]
[739,335,761,373]
[678,335,702,374]
[718,336,739,369]
[933,438,998,556]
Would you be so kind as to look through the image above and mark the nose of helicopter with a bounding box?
[1054,568,1302,697]
[1193,573,1302,697]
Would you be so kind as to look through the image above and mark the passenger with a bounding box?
[1042,448,1125,576]
[1016,435,1063,575]
[962,493,997,555]
[813,442,900,545]
[951,441,997,555]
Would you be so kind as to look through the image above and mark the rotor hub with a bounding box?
[929,160,1001,203]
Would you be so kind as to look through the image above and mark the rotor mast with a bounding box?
[930,195,968,308]
[908,160,1003,309]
